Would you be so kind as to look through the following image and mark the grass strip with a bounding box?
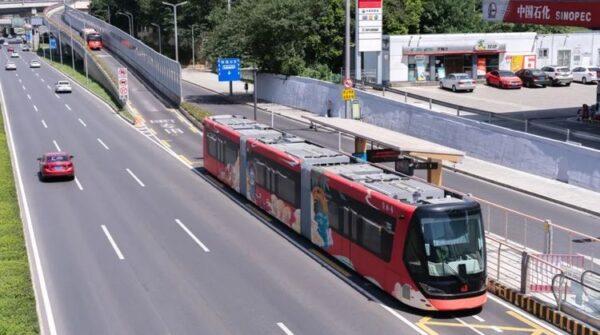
[0,104,39,333]
[42,54,121,111]
[181,101,212,122]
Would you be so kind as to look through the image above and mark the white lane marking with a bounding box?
[54,93,60,99]
[492,326,504,333]
[22,85,26,90]
[126,168,145,187]
[65,104,71,111]
[18,78,22,83]
[472,315,485,322]
[378,304,428,335]
[33,104,38,112]
[27,94,31,100]
[41,78,45,83]
[175,219,210,252]
[1,78,59,335]
[97,138,109,150]
[46,84,51,90]
[74,177,83,191]
[455,317,485,335]
[101,225,124,260]
[41,120,47,128]
[35,73,39,77]
[277,323,294,335]
[78,118,87,127]
[52,140,61,152]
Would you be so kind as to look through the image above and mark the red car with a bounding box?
[7,46,13,53]
[38,152,75,181]
[485,70,522,89]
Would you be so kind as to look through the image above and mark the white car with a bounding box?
[5,62,16,70]
[55,80,72,93]
[29,60,40,68]
[10,52,19,58]
[541,65,573,86]
[572,66,600,84]
[439,73,476,92]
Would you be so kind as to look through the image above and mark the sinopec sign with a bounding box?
[483,0,600,29]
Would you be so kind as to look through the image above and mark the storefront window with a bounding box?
[463,55,473,78]
[408,56,416,81]
[415,55,429,81]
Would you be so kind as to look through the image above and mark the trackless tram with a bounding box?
[203,115,487,311]
[81,28,102,50]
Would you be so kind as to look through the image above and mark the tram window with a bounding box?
[351,210,360,241]
[255,161,267,187]
[276,171,296,205]
[404,225,425,276]
[207,132,218,158]
[328,201,340,231]
[224,142,238,165]
[362,217,382,255]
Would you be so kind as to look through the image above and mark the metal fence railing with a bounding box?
[63,5,182,105]
[552,271,600,328]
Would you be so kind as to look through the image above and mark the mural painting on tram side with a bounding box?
[309,167,435,310]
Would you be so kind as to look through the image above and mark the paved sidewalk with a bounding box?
[182,68,600,217]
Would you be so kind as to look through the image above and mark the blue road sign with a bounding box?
[49,37,57,50]
[218,58,241,82]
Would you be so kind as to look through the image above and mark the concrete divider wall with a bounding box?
[257,73,600,192]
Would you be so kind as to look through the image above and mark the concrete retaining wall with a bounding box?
[257,73,600,192]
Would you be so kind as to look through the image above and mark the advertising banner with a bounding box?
[415,56,426,81]
[357,0,383,52]
[477,57,487,77]
[483,0,600,28]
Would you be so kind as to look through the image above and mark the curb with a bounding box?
[488,279,599,335]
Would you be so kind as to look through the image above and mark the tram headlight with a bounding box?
[419,282,447,295]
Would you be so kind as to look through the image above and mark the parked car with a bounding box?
[514,68,551,88]
[37,152,75,181]
[439,73,476,92]
[29,60,40,68]
[572,66,600,84]
[541,66,573,86]
[4,62,16,71]
[485,70,522,89]
[55,80,72,93]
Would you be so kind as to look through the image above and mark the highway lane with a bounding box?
[3,49,447,334]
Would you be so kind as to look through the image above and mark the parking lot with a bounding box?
[401,81,598,118]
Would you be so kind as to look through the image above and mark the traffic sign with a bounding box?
[117,67,128,79]
[343,77,353,88]
[342,88,355,101]
[49,37,56,50]
[217,58,241,82]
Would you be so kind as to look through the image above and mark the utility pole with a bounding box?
[151,23,162,54]
[191,25,197,66]
[344,0,350,118]
[58,31,63,65]
[107,5,111,24]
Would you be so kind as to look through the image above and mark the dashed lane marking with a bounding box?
[78,118,87,127]
[101,225,124,260]
[97,138,109,150]
[33,104,38,112]
[277,323,294,335]
[41,120,47,128]
[175,219,210,252]
[52,140,61,151]
[65,104,71,111]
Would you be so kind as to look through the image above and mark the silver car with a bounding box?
[55,80,72,93]
[439,73,476,92]
[29,60,40,68]
[572,66,600,84]
[10,52,19,58]
[5,62,16,70]
[541,66,573,86]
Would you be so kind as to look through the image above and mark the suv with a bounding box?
[541,66,573,86]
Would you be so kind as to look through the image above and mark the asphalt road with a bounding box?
[2,28,566,335]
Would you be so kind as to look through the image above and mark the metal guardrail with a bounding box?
[552,271,600,328]
[362,83,600,147]
[63,5,182,105]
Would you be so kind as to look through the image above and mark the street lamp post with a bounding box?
[116,11,133,35]
[162,1,188,63]
[151,23,162,54]
[107,6,111,24]
[344,0,350,118]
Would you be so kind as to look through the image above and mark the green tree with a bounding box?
[383,0,423,35]
[419,0,485,33]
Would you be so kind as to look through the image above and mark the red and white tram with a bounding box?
[203,115,487,311]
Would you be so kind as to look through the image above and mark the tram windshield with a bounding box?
[419,209,484,278]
